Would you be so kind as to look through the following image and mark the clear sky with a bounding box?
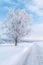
[0,0,43,40]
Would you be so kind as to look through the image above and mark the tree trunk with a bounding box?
[15,37,17,46]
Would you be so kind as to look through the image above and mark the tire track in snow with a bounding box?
[36,44,43,65]
[23,43,43,65]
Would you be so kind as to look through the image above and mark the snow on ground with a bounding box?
[0,42,43,65]
[24,43,43,65]
[0,43,33,65]
[36,41,43,48]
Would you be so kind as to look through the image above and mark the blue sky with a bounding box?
[0,0,41,22]
[0,0,43,40]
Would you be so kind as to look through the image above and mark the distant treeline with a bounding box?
[0,39,43,43]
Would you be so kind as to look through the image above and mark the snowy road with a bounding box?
[24,44,43,65]
[0,43,43,65]
[16,43,43,65]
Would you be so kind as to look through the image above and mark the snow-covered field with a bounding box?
[0,43,33,65]
[0,42,43,65]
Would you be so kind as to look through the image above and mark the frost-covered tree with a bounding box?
[4,9,31,46]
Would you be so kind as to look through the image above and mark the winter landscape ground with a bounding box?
[0,42,43,65]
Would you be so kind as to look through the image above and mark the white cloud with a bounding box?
[3,0,11,2]
[0,0,16,5]
[33,0,43,7]
[3,6,10,11]
[25,0,43,16]
[29,23,43,40]
[3,0,12,3]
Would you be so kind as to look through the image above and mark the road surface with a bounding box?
[16,43,43,65]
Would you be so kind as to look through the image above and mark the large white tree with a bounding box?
[4,9,31,46]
